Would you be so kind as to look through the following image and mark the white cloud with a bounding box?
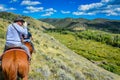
[9,7,16,10]
[115,8,120,12]
[26,6,43,13]
[0,5,16,11]
[21,0,41,6]
[78,3,103,11]
[101,4,120,16]
[24,6,57,16]
[72,12,84,15]
[87,12,96,15]
[41,12,54,16]
[45,8,57,12]
[40,8,57,16]
[0,5,6,11]
[61,10,70,14]
[73,11,96,16]
[73,0,120,16]
[101,8,120,16]
[107,11,119,16]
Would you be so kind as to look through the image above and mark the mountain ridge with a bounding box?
[39,18,120,33]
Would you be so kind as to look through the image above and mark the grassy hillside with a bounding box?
[28,29,120,80]
[0,12,120,80]
[0,18,9,53]
[46,30,120,75]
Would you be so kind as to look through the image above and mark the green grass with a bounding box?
[0,28,5,39]
[47,31,120,75]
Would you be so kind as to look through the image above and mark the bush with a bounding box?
[99,64,120,75]
[76,30,120,47]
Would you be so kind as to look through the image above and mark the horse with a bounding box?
[1,42,33,80]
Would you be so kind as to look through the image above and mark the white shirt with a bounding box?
[6,23,28,46]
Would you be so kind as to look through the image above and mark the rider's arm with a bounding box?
[13,23,28,35]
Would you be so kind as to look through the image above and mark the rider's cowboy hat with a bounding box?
[14,17,25,23]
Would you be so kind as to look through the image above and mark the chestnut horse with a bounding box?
[1,42,33,80]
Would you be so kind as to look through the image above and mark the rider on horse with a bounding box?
[0,17,31,61]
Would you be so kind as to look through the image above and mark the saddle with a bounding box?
[0,47,25,61]
[5,47,23,51]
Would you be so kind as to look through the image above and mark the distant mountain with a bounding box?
[39,18,120,33]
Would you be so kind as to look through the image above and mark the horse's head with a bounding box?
[24,42,33,55]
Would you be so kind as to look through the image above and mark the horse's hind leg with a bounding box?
[18,63,29,80]
[2,66,17,80]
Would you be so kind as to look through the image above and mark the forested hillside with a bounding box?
[40,18,120,34]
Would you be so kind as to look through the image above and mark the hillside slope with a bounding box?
[0,12,120,80]
[29,30,120,80]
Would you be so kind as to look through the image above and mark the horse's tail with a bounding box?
[2,51,18,80]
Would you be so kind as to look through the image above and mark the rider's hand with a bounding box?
[23,22,28,27]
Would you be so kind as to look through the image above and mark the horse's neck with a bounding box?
[24,42,31,49]
[24,42,33,54]
[24,42,30,46]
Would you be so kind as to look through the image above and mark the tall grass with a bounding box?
[0,28,5,39]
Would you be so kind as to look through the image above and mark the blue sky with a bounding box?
[0,0,120,20]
